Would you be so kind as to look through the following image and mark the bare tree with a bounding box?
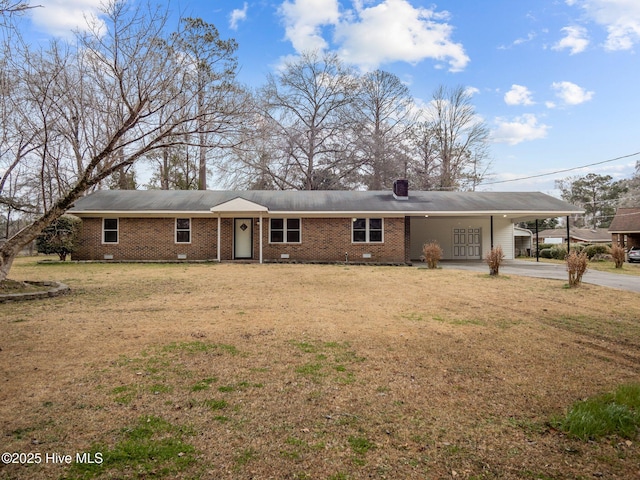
[255,51,360,190]
[145,145,199,190]
[0,0,37,17]
[618,161,640,207]
[0,3,42,240]
[218,104,281,190]
[352,70,416,190]
[412,85,490,191]
[407,122,440,190]
[0,1,239,281]
[170,17,238,190]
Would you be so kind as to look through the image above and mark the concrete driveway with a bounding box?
[431,259,640,293]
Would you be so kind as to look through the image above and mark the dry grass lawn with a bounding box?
[519,256,640,276]
[1,258,640,479]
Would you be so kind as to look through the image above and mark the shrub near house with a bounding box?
[611,245,626,268]
[36,216,80,261]
[583,244,610,260]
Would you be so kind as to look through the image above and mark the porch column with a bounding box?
[217,215,221,262]
[259,214,263,264]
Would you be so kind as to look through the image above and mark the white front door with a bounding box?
[453,227,482,259]
[234,218,253,259]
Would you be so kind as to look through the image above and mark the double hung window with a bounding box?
[176,218,191,243]
[352,218,383,243]
[103,218,118,243]
[270,218,301,243]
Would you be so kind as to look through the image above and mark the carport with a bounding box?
[407,192,583,261]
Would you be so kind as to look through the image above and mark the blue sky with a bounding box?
[21,0,640,195]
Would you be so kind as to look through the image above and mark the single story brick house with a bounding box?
[68,182,582,264]
[609,208,640,248]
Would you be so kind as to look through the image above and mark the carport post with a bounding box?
[566,216,570,253]
[490,216,494,249]
[535,219,539,262]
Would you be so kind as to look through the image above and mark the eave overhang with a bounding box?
[69,209,583,221]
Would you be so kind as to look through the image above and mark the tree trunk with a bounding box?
[162,148,169,190]
[198,135,207,190]
[0,169,91,281]
[117,166,128,190]
[198,87,207,191]
[0,206,65,281]
[0,248,17,282]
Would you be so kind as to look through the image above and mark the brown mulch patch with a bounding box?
[1,259,639,479]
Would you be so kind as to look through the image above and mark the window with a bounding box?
[270,218,301,243]
[352,218,383,243]
[103,218,118,243]
[352,218,367,243]
[176,218,191,243]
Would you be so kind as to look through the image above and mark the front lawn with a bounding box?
[1,258,639,479]
[520,255,640,276]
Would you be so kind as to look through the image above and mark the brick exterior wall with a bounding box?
[73,216,408,263]
[74,217,218,261]
[262,217,406,263]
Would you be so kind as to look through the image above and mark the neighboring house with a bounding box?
[514,227,533,257]
[609,208,640,249]
[68,182,582,264]
[536,228,611,245]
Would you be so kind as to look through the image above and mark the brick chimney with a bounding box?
[393,179,409,200]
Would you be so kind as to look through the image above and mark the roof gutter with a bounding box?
[69,209,583,219]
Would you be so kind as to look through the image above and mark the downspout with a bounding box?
[490,216,494,250]
[535,219,539,262]
[566,216,570,254]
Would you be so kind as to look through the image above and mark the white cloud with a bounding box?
[465,86,480,96]
[552,25,589,54]
[504,85,534,106]
[279,0,469,72]
[335,0,469,71]
[551,81,594,105]
[572,0,640,51]
[29,0,105,38]
[279,0,341,52]
[498,32,536,50]
[513,32,536,46]
[491,114,550,145]
[230,2,248,30]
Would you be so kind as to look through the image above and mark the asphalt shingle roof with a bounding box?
[537,228,611,242]
[608,208,640,232]
[69,189,582,216]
